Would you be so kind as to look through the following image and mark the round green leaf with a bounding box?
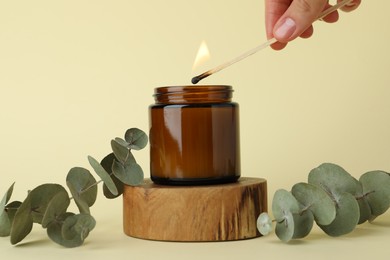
[11,183,66,244]
[103,174,123,199]
[356,196,371,224]
[292,210,314,239]
[100,153,124,199]
[125,163,144,186]
[62,213,96,241]
[257,212,273,236]
[47,212,86,248]
[88,155,118,196]
[308,163,360,199]
[112,160,144,186]
[111,139,130,164]
[275,211,295,242]
[29,184,69,224]
[359,170,390,218]
[0,182,15,214]
[272,189,300,221]
[124,128,148,150]
[10,195,33,245]
[0,201,22,237]
[41,191,70,228]
[66,167,98,214]
[6,201,22,215]
[0,183,16,237]
[291,182,336,225]
[114,137,130,148]
[319,192,360,237]
[0,213,11,237]
[350,178,371,224]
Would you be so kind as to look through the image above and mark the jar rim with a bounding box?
[154,85,232,96]
[153,85,233,104]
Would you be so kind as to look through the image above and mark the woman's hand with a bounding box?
[265,0,361,50]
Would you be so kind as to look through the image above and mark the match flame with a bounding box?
[192,40,210,71]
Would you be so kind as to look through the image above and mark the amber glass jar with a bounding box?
[149,85,240,185]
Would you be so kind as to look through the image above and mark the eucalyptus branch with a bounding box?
[0,127,148,248]
[257,163,390,242]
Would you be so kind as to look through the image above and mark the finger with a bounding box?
[265,0,292,50]
[339,0,361,12]
[299,25,314,39]
[321,3,339,23]
[273,0,329,43]
[270,41,288,51]
[265,0,292,40]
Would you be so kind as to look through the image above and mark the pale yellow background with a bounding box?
[1,0,389,259]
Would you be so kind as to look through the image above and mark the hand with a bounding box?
[265,0,361,50]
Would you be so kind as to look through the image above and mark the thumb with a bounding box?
[273,0,328,43]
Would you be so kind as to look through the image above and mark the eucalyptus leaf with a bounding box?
[29,184,69,224]
[0,201,21,237]
[47,212,86,248]
[356,196,371,224]
[100,153,124,199]
[88,155,118,196]
[0,183,16,237]
[62,214,96,241]
[111,139,130,164]
[292,210,314,239]
[66,167,98,214]
[124,163,144,186]
[103,174,123,199]
[257,212,273,236]
[272,189,300,221]
[10,194,33,245]
[112,160,144,186]
[41,191,70,228]
[275,203,314,242]
[124,128,148,150]
[360,170,390,218]
[275,211,295,242]
[123,151,137,167]
[114,137,130,148]
[0,182,15,214]
[5,201,21,212]
[110,139,137,167]
[308,163,360,198]
[272,189,314,241]
[291,182,336,225]
[319,192,360,237]
[350,178,371,224]
[6,201,22,213]
[0,212,11,237]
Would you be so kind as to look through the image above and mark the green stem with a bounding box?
[80,180,103,196]
[299,205,311,216]
[69,180,103,201]
[355,190,376,200]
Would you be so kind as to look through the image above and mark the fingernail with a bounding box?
[274,17,296,40]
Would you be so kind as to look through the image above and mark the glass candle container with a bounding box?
[149,85,240,185]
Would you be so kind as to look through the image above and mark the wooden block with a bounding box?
[123,177,267,241]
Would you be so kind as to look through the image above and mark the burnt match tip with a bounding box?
[191,72,211,85]
[191,76,200,85]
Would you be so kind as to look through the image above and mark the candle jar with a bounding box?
[149,85,240,185]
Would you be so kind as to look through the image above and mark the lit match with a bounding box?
[191,0,353,84]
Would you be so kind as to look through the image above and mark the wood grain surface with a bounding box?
[123,177,267,241]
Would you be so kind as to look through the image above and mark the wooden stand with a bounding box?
[123,177,267,242]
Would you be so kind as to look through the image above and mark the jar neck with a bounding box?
[154,85,233,104]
